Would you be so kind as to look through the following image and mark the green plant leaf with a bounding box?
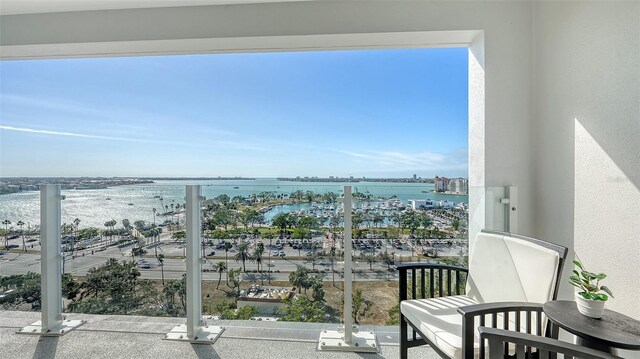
[596,273,607,280]
[600,285,614,298]
[573,260,583,270]
[572,270,580,277]
[595,293,608,301]
[580,292,591,300]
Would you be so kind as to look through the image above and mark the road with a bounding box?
[1,236,466,282]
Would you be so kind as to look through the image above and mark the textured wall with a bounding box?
[533,2,640,322]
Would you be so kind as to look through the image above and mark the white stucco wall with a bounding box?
[532,1,640,323]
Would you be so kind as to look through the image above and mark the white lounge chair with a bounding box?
[397,230,568,359]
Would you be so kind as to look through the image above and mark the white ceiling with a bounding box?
[0,0,308,16]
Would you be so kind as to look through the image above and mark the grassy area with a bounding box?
[198,278,399,325]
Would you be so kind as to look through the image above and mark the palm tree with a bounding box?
[17,220,25,252]
[253,242,265,271]
[152,208,156,225]
[3,220,11,249]
[215,261,226,289]
[223,241,232,283]
[157,253,165,285]
[253,242,265,284]
[235,242,249,272]
[289,265,310,294]
[73,218,81,255]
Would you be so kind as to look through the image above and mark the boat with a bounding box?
[128,203,134,206]
[233,186,240,189]
[106,197,111,200]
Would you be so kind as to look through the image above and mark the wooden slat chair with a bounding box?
[479,327,623,359]
[398,230,568,359]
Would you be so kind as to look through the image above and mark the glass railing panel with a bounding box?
[56,184,184,317]
[0,190,41,312]
[201,183,341,323]
[1,179,476,326]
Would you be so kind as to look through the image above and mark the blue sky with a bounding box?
[0,48,468,178]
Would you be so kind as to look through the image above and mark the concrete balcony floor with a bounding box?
[1,311,438,359]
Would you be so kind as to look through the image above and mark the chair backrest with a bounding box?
[466,230,568,304]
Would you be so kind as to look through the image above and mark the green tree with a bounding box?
[227,268,242,294]
[352,288,373,324]
[401,210,421,235]
[309,274,325,302]
[235,242,249,272]
[253,242,264,273]
[304,190,315,203]
[74,259,141,314]
[451,218,460,231]
[17,220,25,252]
[215,261,227,289]
[0,272,41,309]
[289,266,310,294]
[363,253,377,270]
[223,241,233,282]
[278,297,326,322]
[216,194,230,206]
[163,275,187,316]
[3,219,11,249]
[213,208,233,231]
[157,253,165,285]
[296,216,318,229]
[272,213,294,235]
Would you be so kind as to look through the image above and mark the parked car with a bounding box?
[279,251,285,257]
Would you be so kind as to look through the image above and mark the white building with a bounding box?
[447,178,469,195]
[433,176,449,192]
[408,199,434,210]
[237,285,295,316]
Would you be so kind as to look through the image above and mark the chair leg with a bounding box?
[400,316,408,359]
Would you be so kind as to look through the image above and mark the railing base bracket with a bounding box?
[16,319,86,336]
[318,328,378,353]
[164,324,224,344]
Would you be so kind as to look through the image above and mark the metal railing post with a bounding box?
[18,184,85,336]
[166,185,224,344]
[343,185,354,343]
[318,185,378,352]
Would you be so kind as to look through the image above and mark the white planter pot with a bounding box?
[575,292,606,319]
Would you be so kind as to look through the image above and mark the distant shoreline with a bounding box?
[276,177,435,183]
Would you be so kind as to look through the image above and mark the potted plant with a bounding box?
[569,260,614,319]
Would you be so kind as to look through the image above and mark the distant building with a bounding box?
[448,178,469,195]
[435,200,456,208]
[409,199,434,210]
[434,176,468,195]
[434,176,449,192]
[237,285,296,315]
[413,174,417,180]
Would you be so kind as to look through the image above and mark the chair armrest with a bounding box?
[458,302,546,359]
[479,327,622,359]
[457,302,543,317]
[397,262,468,301]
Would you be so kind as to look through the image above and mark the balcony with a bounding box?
[1,1,639,358]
